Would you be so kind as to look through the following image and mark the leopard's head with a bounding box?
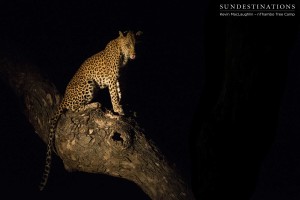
[118,31,142,60]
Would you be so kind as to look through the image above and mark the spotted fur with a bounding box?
[39,31,140,190]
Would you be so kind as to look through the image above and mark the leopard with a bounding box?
[39,30,142,191]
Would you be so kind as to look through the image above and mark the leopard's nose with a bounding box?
[130,54,136,59]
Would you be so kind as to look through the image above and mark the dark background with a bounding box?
[0,0,299,199]
[191,1,300,199]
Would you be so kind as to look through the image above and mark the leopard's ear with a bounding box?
[135,31,143,44]
[136,31,143,36]
[119,31,124,37]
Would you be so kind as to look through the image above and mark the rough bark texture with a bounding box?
[0,58,195,200]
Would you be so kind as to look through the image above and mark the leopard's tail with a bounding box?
[39,106,64,191]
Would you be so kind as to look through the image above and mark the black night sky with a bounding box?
[0,0,300,199]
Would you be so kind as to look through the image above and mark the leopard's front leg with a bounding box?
[116,80,121,100]
[108,79,124,115]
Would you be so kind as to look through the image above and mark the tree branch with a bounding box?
[0,58,195,200]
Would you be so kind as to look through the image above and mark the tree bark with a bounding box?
[0,57,195,200]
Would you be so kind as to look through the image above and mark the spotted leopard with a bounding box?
[39,30,142,190]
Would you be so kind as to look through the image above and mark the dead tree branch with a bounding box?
[0,58,195,200]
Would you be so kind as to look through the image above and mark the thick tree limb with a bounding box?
[0,58,195,200]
